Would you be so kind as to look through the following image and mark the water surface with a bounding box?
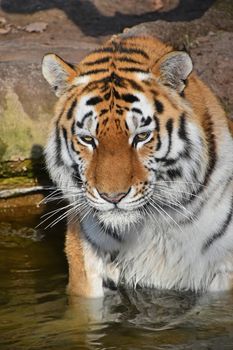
[0,208,233,350]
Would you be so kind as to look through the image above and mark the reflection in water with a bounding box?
[0,215,233,349]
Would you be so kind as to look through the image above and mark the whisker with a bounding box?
[154,183,204,201]
[149,201,170,226]
[151,195,195,223]
[152,189,196,218]
[150,200,183,232]
[152,180,208,192]
[38,199,87,229]
[48,201,89,228]
[41,201,76,218]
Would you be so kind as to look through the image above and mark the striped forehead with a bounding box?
[74,90,157,134]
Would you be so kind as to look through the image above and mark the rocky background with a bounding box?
[0,0,232,194]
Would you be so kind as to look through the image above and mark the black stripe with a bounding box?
[202,196,233,253]
[125,121,129,130]
[178,115,191,159]
[121,94,139,103]
[110,72,124,87]
[116,109,123,116]
[102,118,109,126]
[154,116,160,132]
[55,122,63,166]
[96,122,99,135]
[154,116,161,151]
[62,127,75,164]
[72,164,82,186]
[84,56,110,66]
[202,113,217,187]
[65,61,76,70]
[166,168,182,180]
[103,227,123,243]
[86,96,103,106]
[94,47,114,54]
[191,175,233,221]
[80,83,100,95]
[77,111,93,128]
[113,88,121,99]
[125,78,144,92]
[132,107,142,114]
[118,47,149,59]
[82,76,105,90]
[165,118,174,158]
[155,99,164,114]
[100,84,109,93]
[154,157,178,166]
[80,68,108,76]
[178,113,189,141]
[116,56,142,64]
[119,67,149,74]
[70,140,79,154]
[104,92,111,101]
[141,116,152,127]
[103,278,117,291]
[57,106,66,122]
[194,112,217,197]
[99,108,108,116]
[71,121,75,135]
[153,119,174,162]
[67,99,77,120]
[156,136,161,151]
[62,127,68,150]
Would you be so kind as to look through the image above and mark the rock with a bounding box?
[0,27,10,34]
[0,37,99,167]
[0,16,7,25]
[24,22,48,33]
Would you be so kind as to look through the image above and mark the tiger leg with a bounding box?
[65,221,104,298]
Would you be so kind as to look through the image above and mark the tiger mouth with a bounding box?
[88,198,149,213]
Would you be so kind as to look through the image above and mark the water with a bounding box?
[0,207,233,350]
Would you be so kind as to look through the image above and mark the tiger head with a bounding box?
[42,36,207,230]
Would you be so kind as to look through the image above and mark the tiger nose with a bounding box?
[99,191,128,204]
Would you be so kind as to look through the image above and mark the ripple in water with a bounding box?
[0,215,233,350]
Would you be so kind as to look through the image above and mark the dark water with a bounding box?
[1,209,233,350]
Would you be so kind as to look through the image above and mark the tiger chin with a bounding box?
[42,33,233,298]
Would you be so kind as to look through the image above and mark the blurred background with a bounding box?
[0,1,233,349]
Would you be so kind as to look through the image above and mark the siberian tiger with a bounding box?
[42,34,233,298]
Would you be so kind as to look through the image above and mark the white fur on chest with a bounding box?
[115,180,233,292]
[118,206,233,290]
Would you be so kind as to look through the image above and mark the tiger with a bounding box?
[42,33,233,298]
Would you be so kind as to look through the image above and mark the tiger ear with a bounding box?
[42,54,78,97]
[153,51,193,93]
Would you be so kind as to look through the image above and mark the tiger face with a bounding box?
[42,36,207,230]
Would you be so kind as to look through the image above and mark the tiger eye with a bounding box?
[79,135,96,148]
[136,132,150,141]
[81,136,93,143]
[132,132,151,147]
